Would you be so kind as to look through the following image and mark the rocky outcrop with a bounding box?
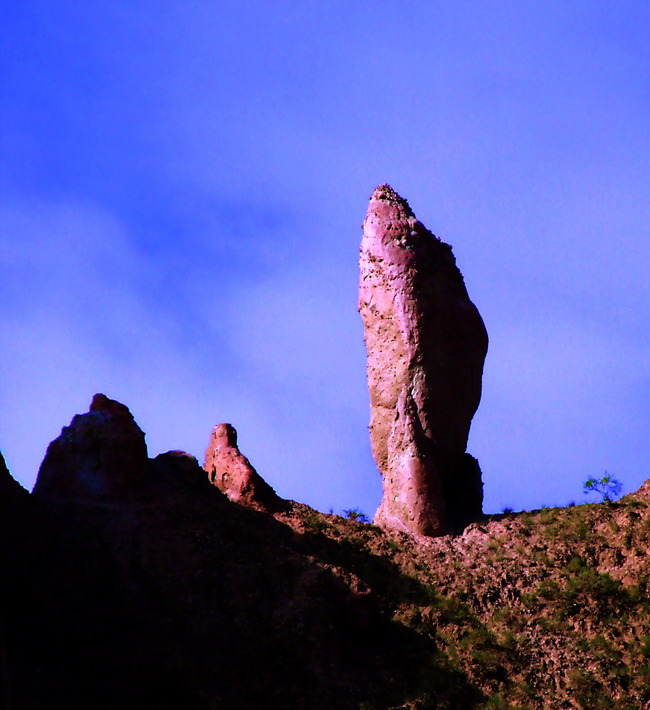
[154,449,205,480]
[203,423,281,510]
[630,478,650,501]
[32,393,150,502]
[359,185,488,536]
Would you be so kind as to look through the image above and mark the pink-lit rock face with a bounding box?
[32,394,149,502]
[203,423,280,510]
[359,185,488,536]
[632,478,650,501]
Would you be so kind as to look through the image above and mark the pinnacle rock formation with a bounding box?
[359,185,488,536]
[32,393,150,502]
[204,423,281,510]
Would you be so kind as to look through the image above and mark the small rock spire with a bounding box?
[203,423,280,511]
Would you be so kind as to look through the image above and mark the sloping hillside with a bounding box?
[281,489,650,708]
[2,444,648,709]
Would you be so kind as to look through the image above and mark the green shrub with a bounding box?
[343,508,370,523]
[436,596,476,626]
[584,474,622,502]
[562,557,628,619]
[303,510,327,533]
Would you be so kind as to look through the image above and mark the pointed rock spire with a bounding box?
[203,423,281,511]
[359,185,488,536]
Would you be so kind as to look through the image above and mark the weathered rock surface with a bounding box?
[32,393,150,502]
[359,185,488,536]
[203,423,281,510]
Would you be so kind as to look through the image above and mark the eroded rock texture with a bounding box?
[359,185,488,536]
[204,423,281,510]
[32,393,150,502]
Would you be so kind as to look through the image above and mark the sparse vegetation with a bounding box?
[300,482,650,708]
[584,473,622,502]
[302,509,328,533]
[343,508,370,523]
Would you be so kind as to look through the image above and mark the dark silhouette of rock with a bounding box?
[154,449,206,480]
[0,450,66,710]
[0,449,29,506]
[359,185,488,536]
[203,423,281,510]
[0,449,45,577]
[32,393,150,502]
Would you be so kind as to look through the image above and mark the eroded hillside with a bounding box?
[2,432,648,709]
[281,490,650,708]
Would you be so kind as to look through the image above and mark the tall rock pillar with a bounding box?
[359,185,488,536]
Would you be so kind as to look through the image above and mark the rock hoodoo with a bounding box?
[203,423,281,510]
[359,185,488,536]
[32,393,150,502]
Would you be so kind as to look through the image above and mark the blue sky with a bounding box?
[1,1,649,515]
